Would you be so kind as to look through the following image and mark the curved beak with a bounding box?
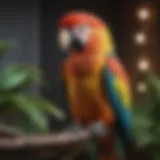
[70,33,84,51]
[58,29,84,52]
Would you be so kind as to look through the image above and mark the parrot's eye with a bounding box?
[73,25,90,44]
[58,29,71,50]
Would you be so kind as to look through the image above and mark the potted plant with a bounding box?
[0,41,92,160]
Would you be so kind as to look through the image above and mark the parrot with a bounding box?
[57,11,134,160]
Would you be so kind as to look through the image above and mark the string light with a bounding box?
[136,82,148,93]
[134,6,151,95]
[134,32,146,45]
[137,57,150,72]
[137,8,150,21]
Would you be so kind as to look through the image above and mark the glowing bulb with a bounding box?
[136,82,147,93]
[134,32,146,45]
[137,8,150,21]
[137,58,150,72]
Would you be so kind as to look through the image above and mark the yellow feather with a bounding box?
[115,77,131,109]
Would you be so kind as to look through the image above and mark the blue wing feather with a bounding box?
[103,67,132,148]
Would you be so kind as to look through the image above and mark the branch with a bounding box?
[0,129,91,150]
[0,124,25,137]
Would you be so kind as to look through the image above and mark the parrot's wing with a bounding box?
[102,56,132,148]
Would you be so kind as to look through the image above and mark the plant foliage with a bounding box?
[0,40,65,133]
[132,72,160,159]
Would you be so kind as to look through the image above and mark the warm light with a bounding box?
[136,82,147,93]
[134,32,146,45]
[137,8,150,21]
[137,58,150,72]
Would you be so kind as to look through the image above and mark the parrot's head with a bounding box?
[57,11,114,75]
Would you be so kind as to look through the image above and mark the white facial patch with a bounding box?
[73,25,90,44]
[58,29,71,50]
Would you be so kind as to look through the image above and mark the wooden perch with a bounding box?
[0,130,91,149]
[0,126,152,160]
[0,128,92,160]
[0,124,25,137]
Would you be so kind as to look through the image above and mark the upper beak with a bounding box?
[58,29,84,52]
[70,33,84,51]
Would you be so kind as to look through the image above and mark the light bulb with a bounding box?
[137,8,150,21]
[136,82,147,93]
[137,58,150,72]
[134,32,146,45]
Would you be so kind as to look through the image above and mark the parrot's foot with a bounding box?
[66,122,82,133]
[88,121,109,138]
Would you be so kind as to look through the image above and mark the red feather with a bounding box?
[58,12,104,28]
[107,56,129,82]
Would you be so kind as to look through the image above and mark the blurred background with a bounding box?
[0,0,160,160]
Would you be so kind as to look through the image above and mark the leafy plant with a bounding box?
[73,72,160,160]
[132,72,160,160]
[0,40,65,133]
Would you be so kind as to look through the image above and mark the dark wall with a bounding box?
[0,0,40,92]
[0,0,40,64]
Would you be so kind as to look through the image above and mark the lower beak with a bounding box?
[70,36,84,51]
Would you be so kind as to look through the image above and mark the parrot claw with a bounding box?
[66,123,82,132]
[88,121,109,138]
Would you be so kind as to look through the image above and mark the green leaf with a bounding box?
[85,141,98,160]
[133,72,160,151]
[0,94,11,105]
[24,95,65,121]
[18,116,45,133]
[0,94,16,117]
[19,65,43,84]
[0,41,12,57]
[0,65,42,91]
[146,73,160,101]
[10,94,49,133]
[132,105,153,148]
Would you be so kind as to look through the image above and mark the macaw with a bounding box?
[57,11,134,160]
